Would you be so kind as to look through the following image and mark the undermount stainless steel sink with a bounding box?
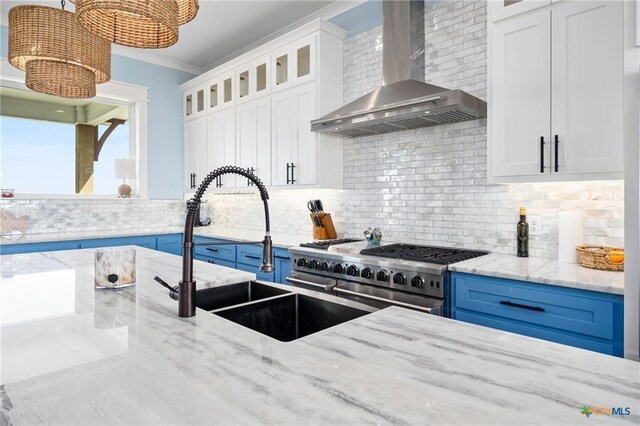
[196,282,371,342]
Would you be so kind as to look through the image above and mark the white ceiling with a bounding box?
[1,0,362,74]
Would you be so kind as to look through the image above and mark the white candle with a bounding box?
[558,211,584,264]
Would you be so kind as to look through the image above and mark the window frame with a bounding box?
[0,58,149,199]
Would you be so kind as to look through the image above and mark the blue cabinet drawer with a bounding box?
[235,262,274,282]
[195,255,236,269]
[455,310,616,356]
[194,237,236,263]
[237,244,267,267]
[453,274,614,340]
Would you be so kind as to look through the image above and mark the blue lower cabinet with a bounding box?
[274,247,292,284]
[450,272,624,357]
[236,262,275,282]
[156,234,182,256]
[0,240,80,255]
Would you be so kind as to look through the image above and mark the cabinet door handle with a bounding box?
[286,163,291,184]
[218,176,223,188]
[499,300,545,312]
[245,254,261,260]
[554,134,559,173]
[539,136,545,174]
[290,163,296,184]
[206,248,219,253]
[274,255,290,260]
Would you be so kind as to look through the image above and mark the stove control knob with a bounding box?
[333,264,345,274]
[296,258,307,268]
[320,261,331,271]
[346,265,359,276]
[376,270,389,282]
[411,276,424,288]
[393,273,406,285]
[361,267,373,279]
[308,260,319,269]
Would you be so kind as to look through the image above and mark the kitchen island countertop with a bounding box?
[1,248,637,425]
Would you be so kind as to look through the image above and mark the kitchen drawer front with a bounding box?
[235,261,274,282]
[237,244,268,267]
[455,310,615,356]
[194,255,236,269]
[193,237,236,262]
[453,274,614,340]
[274,247,291,284]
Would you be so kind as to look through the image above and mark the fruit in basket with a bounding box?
[607,250,624,264]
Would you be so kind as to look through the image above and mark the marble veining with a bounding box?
[449,253,624,295]
[1,247,637,424]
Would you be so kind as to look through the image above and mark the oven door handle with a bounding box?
[332,286,435,314]
[286,276,336,292]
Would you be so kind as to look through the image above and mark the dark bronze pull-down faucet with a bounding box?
[156,166,273,318]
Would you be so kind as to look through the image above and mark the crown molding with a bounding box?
[203,0,366,72]
[110,45,203,75]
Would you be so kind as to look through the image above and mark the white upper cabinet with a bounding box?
[490,9,551,178]
[181,20,346,193]
[236,97,272,186]
[550,0,623,176]
[207,109,237,189]
[488,0,551,22]
[184,117,208,190]
[488,0,624,183]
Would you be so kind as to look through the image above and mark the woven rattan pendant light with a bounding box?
[73,0,199,49]
[8,4,111,99]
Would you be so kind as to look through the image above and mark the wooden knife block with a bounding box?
[310,213,337,240]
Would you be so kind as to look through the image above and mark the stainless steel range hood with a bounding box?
[311,0,487,138]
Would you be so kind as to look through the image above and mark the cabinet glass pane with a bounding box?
[504,0,522,5]
[197,89,204,112]
[239,71,249,98]
[210,84,218,108]
[297,45,310,78]
[256,63,267,92]
[276,54,288,85]
[186,94,192,116]
[224,78,232,103]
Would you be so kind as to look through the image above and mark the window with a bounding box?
[0,86,132,195]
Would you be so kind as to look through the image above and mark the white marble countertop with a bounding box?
[449,253,625,295]
[1,248,637,425]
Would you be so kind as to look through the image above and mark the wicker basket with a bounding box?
[576,245,624,272]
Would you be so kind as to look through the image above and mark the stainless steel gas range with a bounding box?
[287,240,489,316]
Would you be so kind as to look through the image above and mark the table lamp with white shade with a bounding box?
[114,158,136,197]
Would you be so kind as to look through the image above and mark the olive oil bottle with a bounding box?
[517,207,529,257]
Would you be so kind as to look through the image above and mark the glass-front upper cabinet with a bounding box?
[488,0,551,22]
[236,55,271,102]
[271,34,316,91]
[184,85,207,119]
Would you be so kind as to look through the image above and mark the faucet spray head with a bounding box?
[260,235,275,273]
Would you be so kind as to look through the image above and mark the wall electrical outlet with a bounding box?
[529,215,542,236]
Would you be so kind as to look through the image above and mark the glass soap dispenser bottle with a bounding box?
[517,207,529,257]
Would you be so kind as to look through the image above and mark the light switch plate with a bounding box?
[529,215,541,236]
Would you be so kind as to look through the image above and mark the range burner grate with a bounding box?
[360,243,489,265]
[300,239,362,250]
